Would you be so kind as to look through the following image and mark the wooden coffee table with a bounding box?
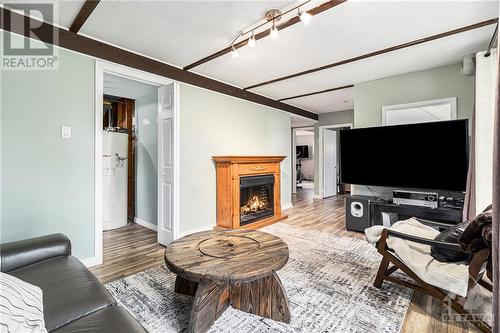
[164,229,290,333]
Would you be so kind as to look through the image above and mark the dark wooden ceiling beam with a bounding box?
[183,0,346,71]
[1,8,317,120]
[69,0,100,33]
[278,84,353,102]
[245,18,499,90]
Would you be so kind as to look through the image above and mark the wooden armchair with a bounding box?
[374,227,492,333]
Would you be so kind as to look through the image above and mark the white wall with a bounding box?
[475,49,498,212]
[295,133,314,180]
[179,84,292,234]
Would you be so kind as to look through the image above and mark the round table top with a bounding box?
[164,229,289,282]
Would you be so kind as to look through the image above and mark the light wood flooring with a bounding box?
[91,188,478,333]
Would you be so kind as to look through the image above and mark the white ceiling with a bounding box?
[44,0,499,115]
[285,87,354,114]
[104,73,157,99]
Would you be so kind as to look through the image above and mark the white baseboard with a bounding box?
[282,202,293,210]
[313,194,323,200]
[134,217,158,232]
[177,224,215,238]
[80,256,101,268]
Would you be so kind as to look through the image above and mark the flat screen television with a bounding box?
[296,145,310,159]
[339,119,469,191]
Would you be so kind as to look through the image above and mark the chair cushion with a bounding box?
[365,218,470,297]
[52,306,147,333]
[8,256,115,332]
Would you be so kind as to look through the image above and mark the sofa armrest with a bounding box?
[414,217,457,230]
[386,229,462,251]
[1,233,72,272]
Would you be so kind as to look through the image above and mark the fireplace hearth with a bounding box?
[240,175,274,225]
[213,156,287,229]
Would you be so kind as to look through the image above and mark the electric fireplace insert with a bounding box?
[240,174,274,225]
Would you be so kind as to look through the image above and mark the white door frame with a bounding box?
[317,123,352,199]
[91,60,179,267]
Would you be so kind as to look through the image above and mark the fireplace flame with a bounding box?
[241,195,270,215]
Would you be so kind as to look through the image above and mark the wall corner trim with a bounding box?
[80,256,101,268]
[134,217,158,232]
[282,202,294,210]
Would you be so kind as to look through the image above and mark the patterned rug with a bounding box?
[106,223,413,333]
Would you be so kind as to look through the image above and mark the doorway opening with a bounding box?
[295,128,315,189]
[319,123,352,199]
[92,61,179,268]
[102,73,157,233]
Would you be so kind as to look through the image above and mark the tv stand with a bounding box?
[371,200,462,227]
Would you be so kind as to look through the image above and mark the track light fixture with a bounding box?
[248,31,256,47]
[228,1,313,58]
[298,9,312,26]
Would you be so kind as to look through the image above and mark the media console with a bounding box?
[371,200,462,227]
[345,195,463,232]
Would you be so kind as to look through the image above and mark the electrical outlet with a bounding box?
[61,126,71,139]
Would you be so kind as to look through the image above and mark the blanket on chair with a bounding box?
[365,218,470,297]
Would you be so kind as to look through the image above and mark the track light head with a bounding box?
[270,23,279,39]
[248,32,256,48]
[299,9,312,26]
[231,45,239,58]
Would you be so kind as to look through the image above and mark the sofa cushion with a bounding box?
[8,256,115,332]
[52,306,147,333]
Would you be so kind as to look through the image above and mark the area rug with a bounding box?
[106,223,413,333]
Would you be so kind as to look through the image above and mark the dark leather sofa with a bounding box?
[0,234,147,333]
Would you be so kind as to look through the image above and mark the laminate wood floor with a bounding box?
[91,188,478,333]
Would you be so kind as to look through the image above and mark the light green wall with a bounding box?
[352,63,474,195]
[317,109,354,126]
[135,91,158,225]
[179,84,292,233]
[354,63,474,129]
[313,110,354,195]
[1,44,95,259]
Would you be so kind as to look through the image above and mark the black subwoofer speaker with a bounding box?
[345,195,373,232]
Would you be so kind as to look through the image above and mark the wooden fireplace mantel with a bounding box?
[213,156,288,229]
[213,156,287,163]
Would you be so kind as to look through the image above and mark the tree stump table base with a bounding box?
[165,229,291,333]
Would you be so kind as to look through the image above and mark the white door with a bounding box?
[157,84,175,245]
[323,129,337,198]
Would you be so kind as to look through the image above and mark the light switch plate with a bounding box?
[61,126,71,138]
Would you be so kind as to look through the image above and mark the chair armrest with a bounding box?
[1,234,71,272]
[414,218,457,230]
[386,229,462,251]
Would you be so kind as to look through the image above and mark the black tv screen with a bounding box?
[339,119,469,191]
[296,145,310,159]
